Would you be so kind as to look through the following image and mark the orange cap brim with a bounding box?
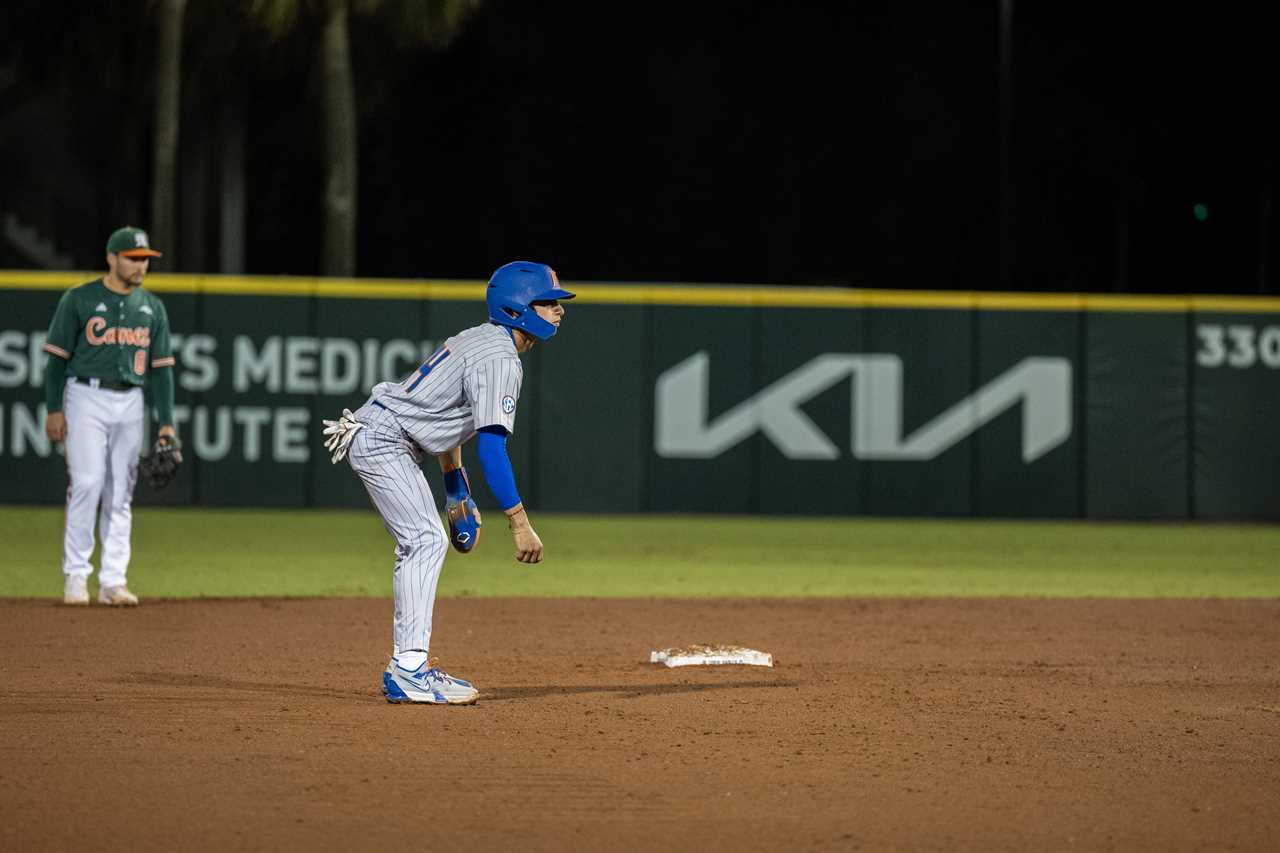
[120,249,163,258]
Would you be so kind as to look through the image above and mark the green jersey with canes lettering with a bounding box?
[43,278,176,416]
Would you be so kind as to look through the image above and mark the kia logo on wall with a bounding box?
[655,352,1072,462]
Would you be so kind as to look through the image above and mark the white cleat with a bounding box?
[63,575,89,606]
[383,657,478,705]
[98,585,139,606]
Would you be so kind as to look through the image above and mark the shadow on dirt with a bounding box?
[122,672,370,700]
[117,672,795,702]
[483,681,797,701]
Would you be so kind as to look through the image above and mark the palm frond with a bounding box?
[355,0,483,48]
[249,0,315,37]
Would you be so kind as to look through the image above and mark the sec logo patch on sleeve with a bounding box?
[502,395,516,414]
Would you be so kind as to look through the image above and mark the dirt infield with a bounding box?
[1,597,1277,852]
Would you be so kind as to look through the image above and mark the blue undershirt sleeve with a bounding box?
[476,425,521,511]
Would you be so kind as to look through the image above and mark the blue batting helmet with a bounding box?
[486,261,575,341]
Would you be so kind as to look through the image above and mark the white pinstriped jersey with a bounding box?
[366,322,523,454]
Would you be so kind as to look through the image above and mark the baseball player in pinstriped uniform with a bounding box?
[322,261,573,705]
[42,226,179,606]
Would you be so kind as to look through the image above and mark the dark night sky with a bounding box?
[1,1,1275,293]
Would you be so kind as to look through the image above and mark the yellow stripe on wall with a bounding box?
[4,270,1280,313]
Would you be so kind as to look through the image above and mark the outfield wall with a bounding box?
[2,272,1279,519]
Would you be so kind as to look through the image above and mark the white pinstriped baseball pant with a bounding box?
[346,405,448,656]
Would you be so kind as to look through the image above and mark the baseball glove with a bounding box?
[443,466,481,553]
[139,434,183,490]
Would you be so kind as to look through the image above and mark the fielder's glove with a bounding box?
[139,434,183,490]
[443,466,481,553]
[321,408,364,463]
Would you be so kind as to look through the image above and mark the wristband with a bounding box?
[443,466,471,502]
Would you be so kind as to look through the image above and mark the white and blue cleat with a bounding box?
[383,657,479,705]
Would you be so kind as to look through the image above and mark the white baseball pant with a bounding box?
[62,380,144,588]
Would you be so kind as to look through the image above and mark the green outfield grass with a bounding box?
[1,506,1277,599]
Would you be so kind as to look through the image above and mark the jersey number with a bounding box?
[404,347,451,392]
[133,350,148,375]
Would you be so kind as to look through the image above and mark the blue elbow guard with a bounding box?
[442,465,479,553]
[446,495,481,554]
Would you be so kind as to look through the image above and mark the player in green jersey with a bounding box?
[42,226,179,606]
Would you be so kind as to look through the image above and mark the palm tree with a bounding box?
[0,1,161,265]
[320,0,357,276]
[251,0,482,276]
[151,0,186,264]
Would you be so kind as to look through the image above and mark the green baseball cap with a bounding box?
[106,226,162,258]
